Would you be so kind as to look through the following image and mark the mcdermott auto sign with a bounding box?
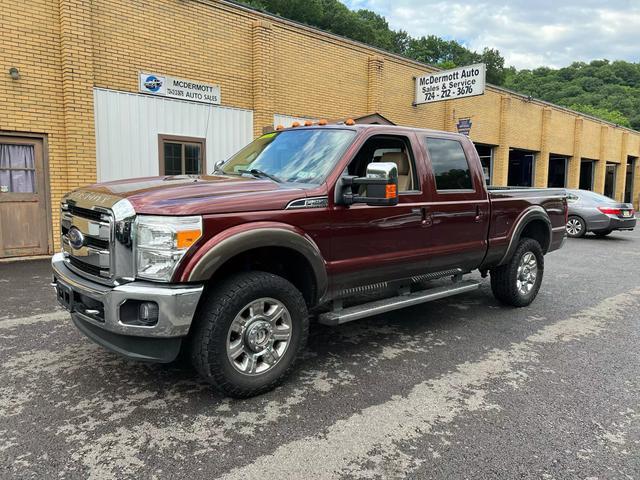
[139,72,220,104]
[415,63,485,105]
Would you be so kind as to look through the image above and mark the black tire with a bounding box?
[490,238,544,307]
[566,215,586,238]
[593,230,612,237]
[189,271,309,398]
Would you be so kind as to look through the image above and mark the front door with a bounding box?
[328,133,431,293]
[0,136,50,258]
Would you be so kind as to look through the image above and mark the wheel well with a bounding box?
[206,247,317,306]
[520,219,551,253]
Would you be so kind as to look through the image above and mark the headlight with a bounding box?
[135,215,202,281]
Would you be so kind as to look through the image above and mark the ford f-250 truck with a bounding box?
[52,123,567,397]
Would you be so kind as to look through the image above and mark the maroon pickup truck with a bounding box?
[52,124,567,397]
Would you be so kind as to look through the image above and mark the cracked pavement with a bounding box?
[1,229,639,479]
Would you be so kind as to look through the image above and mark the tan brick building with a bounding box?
[1,0,639,259]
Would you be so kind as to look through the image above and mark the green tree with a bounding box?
[569,104,631,127]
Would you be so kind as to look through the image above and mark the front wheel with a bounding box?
[490,238,544,307]
[190,271,309,398]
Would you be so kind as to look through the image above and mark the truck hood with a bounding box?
[66,175,311,215]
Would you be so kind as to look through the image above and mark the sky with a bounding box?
[342,0,640,69]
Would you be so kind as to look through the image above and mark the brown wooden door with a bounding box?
[0,136,51,258]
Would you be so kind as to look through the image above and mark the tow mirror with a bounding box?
[339,162,399,207]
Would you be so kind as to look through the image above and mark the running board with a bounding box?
[318,280,480,326]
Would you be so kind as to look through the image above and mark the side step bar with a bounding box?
[318,280,480,326]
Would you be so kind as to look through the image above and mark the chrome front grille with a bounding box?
[61,202,114,283]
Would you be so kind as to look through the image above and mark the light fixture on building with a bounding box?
[9,67,20,80]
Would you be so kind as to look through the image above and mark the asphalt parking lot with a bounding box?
[1,229,639,480]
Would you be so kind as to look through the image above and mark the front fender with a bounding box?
[178,221,328,302]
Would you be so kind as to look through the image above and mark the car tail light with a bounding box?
[597,207,622,215]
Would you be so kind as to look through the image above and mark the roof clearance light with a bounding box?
[304,120,313,126]
[318,119,328,125]
[291,121,300,128]
[345,118,355,126]
[275,124,285,131]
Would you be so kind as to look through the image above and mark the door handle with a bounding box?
[474,205,482,222]
[412,207,430,225]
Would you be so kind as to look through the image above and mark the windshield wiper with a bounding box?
[238,169,282,183]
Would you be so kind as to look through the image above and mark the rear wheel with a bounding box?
[593,230,612,237]
[190,271,309,398]
[566,216,586,238]
[490,238,544,307]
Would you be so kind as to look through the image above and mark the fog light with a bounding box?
[139,302,159,325]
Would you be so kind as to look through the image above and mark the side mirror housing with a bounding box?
[338,162,399,207]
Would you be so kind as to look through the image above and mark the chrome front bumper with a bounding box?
[52,253,203,361]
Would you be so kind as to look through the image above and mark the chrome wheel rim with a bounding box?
[566,218,582,236]
[516,251,538,296]
[226,297,292,375]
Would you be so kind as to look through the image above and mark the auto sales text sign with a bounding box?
[414,63,485,105]
[139,72,220,104]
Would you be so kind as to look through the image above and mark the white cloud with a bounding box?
[342,0,640,69]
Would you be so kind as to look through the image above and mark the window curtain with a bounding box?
[0,144,35,193]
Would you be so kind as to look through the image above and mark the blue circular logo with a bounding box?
[143,75,162,92]
[68,227,85,250]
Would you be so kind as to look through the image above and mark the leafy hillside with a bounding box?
[239,0,639,130]
[503,61,640,129]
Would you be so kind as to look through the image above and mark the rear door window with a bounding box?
[424,138,473,191]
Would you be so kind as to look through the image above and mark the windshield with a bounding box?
[219,128,356,184]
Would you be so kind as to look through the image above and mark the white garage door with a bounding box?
[94,88,253,182]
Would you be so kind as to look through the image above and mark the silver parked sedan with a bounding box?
[565,189,636,238]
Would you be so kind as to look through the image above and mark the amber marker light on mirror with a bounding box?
[385,184,397,199]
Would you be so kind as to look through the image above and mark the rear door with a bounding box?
[0,136,51,258]
[421,134,490,272]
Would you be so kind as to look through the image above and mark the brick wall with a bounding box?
[2,0,640,257]
[0,0,67,253]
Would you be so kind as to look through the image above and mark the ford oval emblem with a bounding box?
[68,227,85,249]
